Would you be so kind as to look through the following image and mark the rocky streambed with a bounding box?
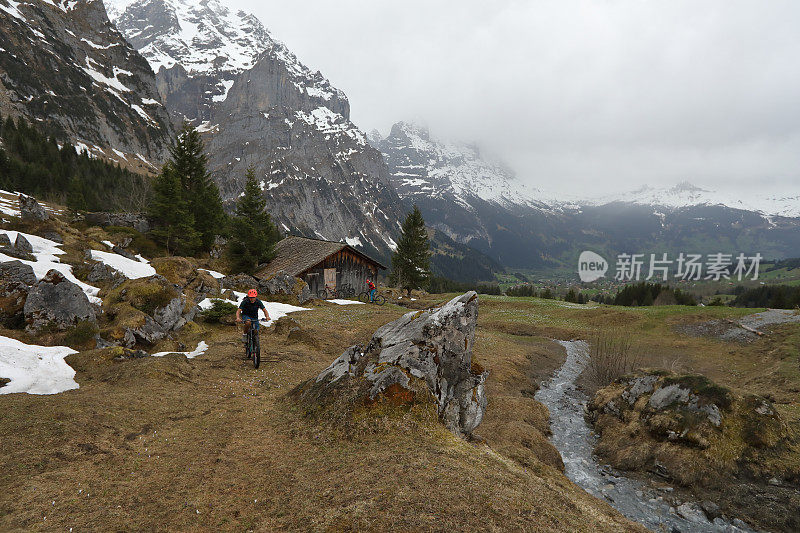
[535,340,758,533]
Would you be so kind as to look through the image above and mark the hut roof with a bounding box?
[255,236,386,278]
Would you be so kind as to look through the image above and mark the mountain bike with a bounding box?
[358,291,386,305]
[317,286,340,300]
[338,283,356,298]
[243,320,261,369]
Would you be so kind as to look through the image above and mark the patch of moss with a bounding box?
[664,374,733,409]
[63,320,99,348]
[106,280,178,317]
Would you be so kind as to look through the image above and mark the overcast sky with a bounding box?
[228,0,800,197]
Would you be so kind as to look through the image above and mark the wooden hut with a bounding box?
[255,236,386,295]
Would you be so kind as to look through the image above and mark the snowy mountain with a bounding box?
[0,0,172,169]
[590,182,800,219]
[378,122,546,210]
[107,0,404,259]
[105,0,346,125]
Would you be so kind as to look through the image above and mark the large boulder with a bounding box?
[18,194,48,221]
[84,212,150,233]
[0,261,35,328]
[296,292,488,437]
[102,275,195,347]
[0,260,36,286]
[258,270,311,304]
[222,273,259,292]
[0,233,35,260]
[87,261,125,285]
[151,256,196,286]
[24,270,97,334]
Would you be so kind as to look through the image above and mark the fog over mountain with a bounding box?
[227,0,800,199]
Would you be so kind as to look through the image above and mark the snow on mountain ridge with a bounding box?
[381,121,543,209]
[582,181,800,218]
[105,0,344,110]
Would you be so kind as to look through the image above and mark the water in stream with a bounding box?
[535,340,757,533]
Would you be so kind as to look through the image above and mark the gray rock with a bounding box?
[676,502,710,524]
[24,270,97,334]
[0,261,36,286]
[18,195,48,221]
[87,262,124,285]
[152,297,185,331]
[126,315,167,346]
[84,212,151,234]
[623,374,659,405]
[222,273,259,292]
[40,230,63,244]
[14,233,33,254]
[258,270,311,304]
[314,291,488,436]
[112,245,137,261]
[0,234,10,246]
[700,500,722,520]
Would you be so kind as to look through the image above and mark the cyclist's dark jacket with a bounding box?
[239,298,266,318]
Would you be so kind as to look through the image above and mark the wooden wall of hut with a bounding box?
[301,249,379,296]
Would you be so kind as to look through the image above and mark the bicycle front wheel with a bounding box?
[253,334,260,369]
[374,295,386,306]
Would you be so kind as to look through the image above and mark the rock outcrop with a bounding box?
[84,212,150,234]
[296,292,488,437]
[18,195,48,221]
[588,371,792,484]
[258,270,311,304]
[0,0,172,167]
[0,260,35,327]
[24,270,97,334]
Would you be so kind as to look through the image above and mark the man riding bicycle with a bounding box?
[366,278,377,303]
[236,289,270,343]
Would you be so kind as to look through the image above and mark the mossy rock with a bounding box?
[104,277,179,317]
[151,257,197,286]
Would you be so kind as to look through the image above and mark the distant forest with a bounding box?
[0,113,149,212]
[733,285,800,309]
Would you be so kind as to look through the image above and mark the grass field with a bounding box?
[1,293,798,531]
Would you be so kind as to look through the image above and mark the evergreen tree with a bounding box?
[390,205,431,296]
[168,122,226,252]
[226,167,281,274]
[148,164,199,255]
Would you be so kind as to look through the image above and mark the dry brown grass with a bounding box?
[583,329,642,392]
[0,296,642,532]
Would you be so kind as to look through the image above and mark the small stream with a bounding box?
[535,340,758,533]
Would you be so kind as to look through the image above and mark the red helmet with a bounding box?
[247,289,258,298]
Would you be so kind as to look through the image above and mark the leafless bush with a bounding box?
[584,330,642,388]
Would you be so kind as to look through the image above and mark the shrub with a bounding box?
[64,320,99,348]
[584,330,641,389]
[200,300,237,323]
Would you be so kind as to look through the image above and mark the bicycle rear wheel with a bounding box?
[357,291,370,303]
[374,295,386,306]
[252,333,260,369]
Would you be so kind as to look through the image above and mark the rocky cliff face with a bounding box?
[107,0,404,259]
[0,0,171,169]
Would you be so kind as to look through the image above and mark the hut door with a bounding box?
[324,268,337,290]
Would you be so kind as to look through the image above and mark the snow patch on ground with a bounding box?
[198,268,225,279]
[327,299,364,305]
[0,230,101,304]
[151,341,208,359]
[197,293,309,327]
[90,249,156,279]
[0,335,78,395]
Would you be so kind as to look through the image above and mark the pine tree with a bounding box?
[226,167,281,274]
[148,164,199,255]
[168,122,226,252]
[390,205,431,296]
